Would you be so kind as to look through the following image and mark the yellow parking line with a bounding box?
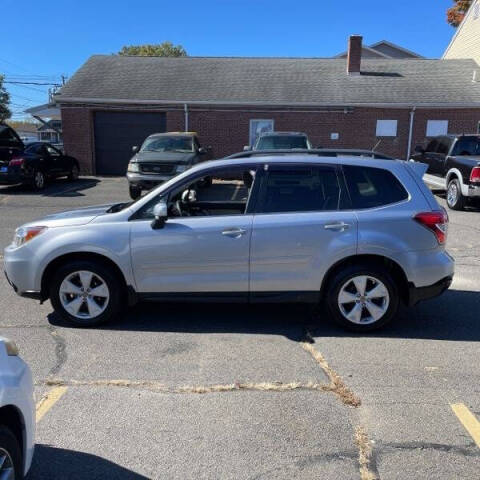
[36,386,68,423]
[450,403,480,448]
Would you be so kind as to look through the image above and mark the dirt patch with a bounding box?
[354,425,377,480]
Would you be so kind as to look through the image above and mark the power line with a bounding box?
[5,81,60,86]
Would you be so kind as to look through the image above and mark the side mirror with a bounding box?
[151,200,168,229]
[414,145,424,154]
[132,146,139,154]
[243,145,251,151]
[198,147,207,155]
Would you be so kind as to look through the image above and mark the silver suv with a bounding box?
[4,155,454,331]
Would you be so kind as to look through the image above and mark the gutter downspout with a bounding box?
[184,103,188,132]
[406,106,416,160]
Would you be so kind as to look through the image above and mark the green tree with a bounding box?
[118,41,187,57]
[447,0,473,27]
[0,74,11,122]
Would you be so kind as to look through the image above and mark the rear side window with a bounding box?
[342,165,408,209]
[257,165,342,213]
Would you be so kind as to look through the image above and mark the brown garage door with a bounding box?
[94,111,166,175]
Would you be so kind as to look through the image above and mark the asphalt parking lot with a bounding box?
[0,177,479,479]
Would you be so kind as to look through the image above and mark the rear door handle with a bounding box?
[324,222,350,232]
[222,228,247,238]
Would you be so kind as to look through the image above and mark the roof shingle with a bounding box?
[56,55,480,107]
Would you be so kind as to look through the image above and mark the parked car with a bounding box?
[228,148,393,160]
[0,140,79,190]
[127,132,209,199]
[4,155,453,332]
[244,131,312,151]
[0,337,35,480]
[410,134,480,210]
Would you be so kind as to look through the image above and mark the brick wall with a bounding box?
[61,107,93,174]
[62,104,480,174]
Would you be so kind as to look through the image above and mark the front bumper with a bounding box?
[127,172,175,190]
[3,243,40,299]
[408,275,453,306]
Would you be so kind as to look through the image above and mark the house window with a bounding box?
[249,119,274,147]
[376,120,397,137]
[474,3,480,19]
[426,120,448,137]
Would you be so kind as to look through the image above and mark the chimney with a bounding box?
[347,35,362,75]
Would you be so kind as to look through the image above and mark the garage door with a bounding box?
[94,111,166,175]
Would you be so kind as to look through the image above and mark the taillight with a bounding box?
[414,210,448,245]
[470,166,480,183]
[9,157,24,166]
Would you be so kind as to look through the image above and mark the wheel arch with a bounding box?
[446,168,464,187]
[319,254,410,305]
[40,251,129,302]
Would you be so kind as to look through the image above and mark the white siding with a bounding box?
[444,0,480,66]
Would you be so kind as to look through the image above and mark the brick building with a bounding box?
[55,36,480,175]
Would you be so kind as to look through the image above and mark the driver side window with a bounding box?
[134,166,259,220]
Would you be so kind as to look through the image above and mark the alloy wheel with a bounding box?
[338,275,390,325]
[0,447,15,480]
[447,182,458,207]
[34,171,45,189]
[59,270,110,320]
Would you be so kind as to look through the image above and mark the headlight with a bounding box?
[128,162,140,173]
[176,164,188,173]
[13,226,47,248]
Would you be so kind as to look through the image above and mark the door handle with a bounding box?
[222,228,247,238]
[324,222,350,232]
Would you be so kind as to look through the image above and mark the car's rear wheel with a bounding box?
[446,178,466,210]
[68,164,79,181]
[325,264,399,332]
[129,185,141,200]
[0,426,22,480]
[50,260,121,327]
[32,170,45,190]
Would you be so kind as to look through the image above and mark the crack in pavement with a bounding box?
[36,378,333,395]
[46,325,67,378]
[301,329,379,479]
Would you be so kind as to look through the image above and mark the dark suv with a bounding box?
[126,132,209,199]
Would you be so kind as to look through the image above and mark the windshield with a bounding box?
[141,136,194,153]
[453,137,480,156]
[256,135,309,150]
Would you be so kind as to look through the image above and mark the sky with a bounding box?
[1,0,458,119]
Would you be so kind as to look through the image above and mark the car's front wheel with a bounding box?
[50,260,121,327]
[129,185,141,200]
[325,264,399,332]
[446,178,466,210]
[0,425,22,480]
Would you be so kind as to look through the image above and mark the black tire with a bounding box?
[0,425,23,480]
[129,185,141,200]
[68,164,79,181]
[446,178,466,211]
[49,260,122,327]
[325,263,399,332]
[32,169,46,190]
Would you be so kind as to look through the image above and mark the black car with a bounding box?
[0,129,79,190]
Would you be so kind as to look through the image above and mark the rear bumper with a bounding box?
[0,171,28,185]
[464,183,480,198]
[408,275,452,306]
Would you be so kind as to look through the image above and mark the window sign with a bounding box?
[426,120,448,137]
